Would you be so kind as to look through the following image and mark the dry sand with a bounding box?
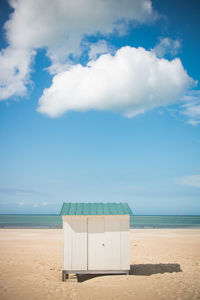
[0,228,200,300]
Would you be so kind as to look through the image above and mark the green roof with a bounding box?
[60,202,133,216]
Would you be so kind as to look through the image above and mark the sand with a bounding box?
[0,229,200,300]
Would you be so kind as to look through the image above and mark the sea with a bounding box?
[0,214,200,229]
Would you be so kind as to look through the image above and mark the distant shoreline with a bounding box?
[0,214,200,216]
[1,225,200,229]
[1,215,200,229]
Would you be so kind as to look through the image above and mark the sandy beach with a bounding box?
[0,228,200,300]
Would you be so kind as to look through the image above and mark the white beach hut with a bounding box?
[60,202,133,281]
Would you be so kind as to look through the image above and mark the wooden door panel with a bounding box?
[88,217,105,270]
[105,216,121,270]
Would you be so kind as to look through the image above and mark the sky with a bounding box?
[0,0,200,215]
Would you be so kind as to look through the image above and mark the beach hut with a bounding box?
[60,202,133,281]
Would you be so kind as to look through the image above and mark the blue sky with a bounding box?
[0,0,200,214]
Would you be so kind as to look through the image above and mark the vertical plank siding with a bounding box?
[120,215,130,270]
[63,216,87,270]
[63,215,130,272]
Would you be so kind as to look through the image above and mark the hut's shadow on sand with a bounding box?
[77,263,182,282]
[129,263,182,276]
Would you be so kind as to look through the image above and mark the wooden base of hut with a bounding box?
[62,270,129,282]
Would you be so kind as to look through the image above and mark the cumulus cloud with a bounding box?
[151,37,181,58]
[0,0,154,100]
[0,47,35,100]
[37,46,194,117]
[176,175,200,188]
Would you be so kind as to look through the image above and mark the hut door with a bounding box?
[88,217,105,270]
[104,217,121,270]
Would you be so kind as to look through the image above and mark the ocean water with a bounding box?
[0,214,200,228]
[131,215,200,228]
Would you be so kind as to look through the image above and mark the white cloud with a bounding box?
[0,47,35,100]
[5,0,153,50]
[18,201,24,206]
[37,46,193,117]
[0,188,48,197]
[0,0,154,100]
[180,90,200,125]
[183,104,200,125]
[42,202,48,206]
[88,40,113,60]
[177,175,200,188]
[151,37,181,58]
